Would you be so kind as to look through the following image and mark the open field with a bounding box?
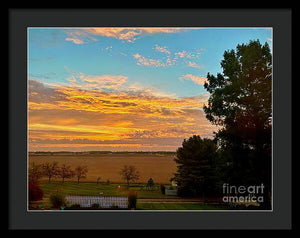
[29,152,177,184]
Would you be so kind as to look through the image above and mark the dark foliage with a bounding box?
[69,204,81,209]
[160,184,165,194]
[128,190,138,209]
[28,183,44,201]
[49,190,66,208]
[172,40,272,209]
[203,40,272,208]
[174,135,219,197]
[91,203,100,209]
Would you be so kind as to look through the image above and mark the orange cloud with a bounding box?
[65,27,183,43]
[28,79,216,151]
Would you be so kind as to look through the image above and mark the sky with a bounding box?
[28,27,272,152]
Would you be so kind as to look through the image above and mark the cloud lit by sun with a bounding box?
[28,78,214,151]
[28,27,272,151]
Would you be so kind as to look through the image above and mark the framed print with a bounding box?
[8,8,292,230]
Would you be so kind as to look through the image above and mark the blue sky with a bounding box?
[28,27,272,151]
[28,27,272,97]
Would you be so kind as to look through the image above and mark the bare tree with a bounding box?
[74,166,88,183]
[43,161,59,182]
[28,162,44,184]
[58,164,74,183]
[120,165,140,186]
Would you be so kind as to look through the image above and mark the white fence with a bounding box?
[65,195,128,208]
[165,188,178,196]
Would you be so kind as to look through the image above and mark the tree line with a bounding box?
[29,162,88,184]
[29,161,141,186]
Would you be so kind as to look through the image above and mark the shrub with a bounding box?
[177,186,196,197]
[160,184,165,194]
[167,185,175,190]
[106,179,110,185]
[91,203,100,209]
[29,183,44,201]
[69,203,81,209]
[49,190,66,209]
[110,203,119,209]
[128,190,138,209]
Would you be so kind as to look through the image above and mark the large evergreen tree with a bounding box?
[203,40,272,208]
[174,135,219,197]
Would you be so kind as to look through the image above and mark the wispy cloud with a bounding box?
[132,47,204,68]
[179,74,207,85]
[174,50,202,59]
[133,53,175,67]
[154,45,171,54]
[65,37,84,45]
[64,30,97,44]
[60,71,128,91]
[78,73,128,89]
[187,61,203,69]
[133,47,203,68]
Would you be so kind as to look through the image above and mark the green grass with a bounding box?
[136,203,230,210]
[31,182,229,210]
[32,181,172,209]
[40,182,125,197]
[39,181,171,198]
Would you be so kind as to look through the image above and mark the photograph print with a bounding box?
[28,27,272,211]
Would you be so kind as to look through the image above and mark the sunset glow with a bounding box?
[28,27,272,151]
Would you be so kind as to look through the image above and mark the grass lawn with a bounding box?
[32,181,173,209]
[31,182,230,210]
[39,181,171,198]
[137,203,230,210]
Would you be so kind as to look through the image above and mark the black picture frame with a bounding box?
[8,8,292,230]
